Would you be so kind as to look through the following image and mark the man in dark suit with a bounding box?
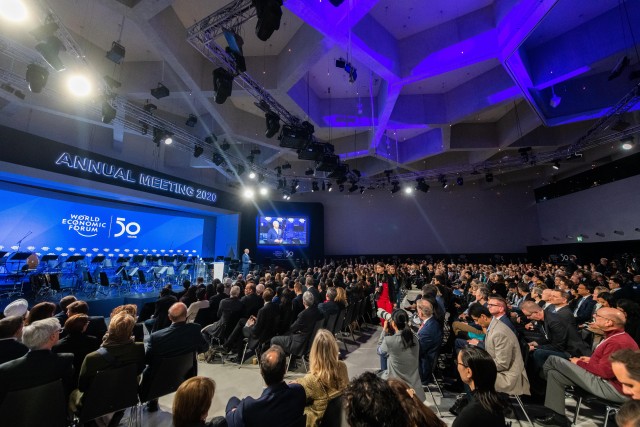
[271,291,321,355]
[242,249,251,278]
[241,282,264,318]
[266,220,283,244]
[416,299,442,386]
[549,290,578,329]
[0,317,74,399]
[208,282,228,322]
[0,316,28,365]
[226,345,305,427]
[573,283,597,325]
[318,287,340,317]
[521,301,590,375]
[141,302,208,411]
[227,288,280,362]
[203,285,244,343]
[609,277,636,303]
[144,287,177,333]
[54,295,77,326]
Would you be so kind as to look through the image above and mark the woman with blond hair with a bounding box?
[292,329,349,426]
[173,376,226,427]
[335,287,348,310]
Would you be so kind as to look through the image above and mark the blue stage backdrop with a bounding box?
[0,187,204,256]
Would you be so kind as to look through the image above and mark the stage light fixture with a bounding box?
[103,75,121,89]
[204,134,217,144]
[329,0,345,6]
[249,171,256,179]
[327,183,332,192]
[193,146,204,158]
[35,35,65,71]
[106,41,126,64]
[265,112,280,138]
[218,141,231,151]
[213,68,233,104]
[101,100,116,124]
[485,173,493,183]
[305,168,314,176]
[390,181,400,194]
[348,183,359,193]
[416,178,430,193]
[438,175,448,189]
[25,64,49,93]
[312,181,319,192]
[339,184,344,192]
[30,20,58,41]
[293,179,300,189]
[281,162,292,170]
[259,187,269,196]
[611,117,631,131]
[247,154,255,163]
[150,82,170,99]
[621,136,635,150]
[143,101,157,114]
[152,127,164,146]
[552,161,560,170]
[336,175,348,185]
[335,57,357,83]
[279,124,313,150]
[275,166,282,177]
[359,187,365,194]
[13,90,25,100]
[67,74,92,97]
[1,0,28,21]
[163,133,173,145]
[243,188,255,199]
[456,176,464,186]
[404,187,413,194]
[254,0,283,41]
[236,164,245,176]
[212,153,225,166]
[139,121,149,135]
[185,114,198,127]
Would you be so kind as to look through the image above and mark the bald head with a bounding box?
[599,307,626,328]
[168,302,187,323]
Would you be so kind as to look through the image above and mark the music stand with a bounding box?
[163,255,175,262]
[41,255,59,262]
[118,257,131,263]
[65,255,86,263]
[91,256,106,263]
[0,251,8,259]
[146,255,159,262]
[215,256,224,262]
[132,255,145,263]
[202,257,215,263]
[9,252,32,261]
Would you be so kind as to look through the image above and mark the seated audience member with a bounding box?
[111,304,144,342]
[0,315,28,364]
[225,288,279,362]
[173,376,227,427]
[203,285,244,345]
[318,287,340,317]
[343,371,408,427]
[452,346,507,427]
[187,288,210,323]
[180,284,197,307]
[2,298,28,320]
[609,276,635,303]
[55,295,77,325]
[416,298,442,386]
[468,304,530,397]
[452,286,488,337]
[149,286,178,332]
[25,301,56,325]
[74,313,144,400]
[291,329,349,426]
[610,349,640,400]
[0,317,74,398]
[572,283,596,325]
[388,378,445,427]
[271,291,322,358]
[597,291,617,308]
[209,283,228,322]
[52,314,100,385]
[377,309,426,402]
[537,307,639,426]
[66,300,107,341]
[240,283,264,318]
[520,301,590,373]
[616,400,640,427]
[335,287,348,309]
[225,345,305,427]
[486,296,517,335]
[142,302,208,411]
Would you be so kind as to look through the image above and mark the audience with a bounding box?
[610,348,640,400]
[292,329,349,426]
[173,376,227,427]
[187,288,211,323]
[616,400,640,427]
[66,300,107,341]
[225,345,305,427]
[0,315,28,364]
[0,317,74,398]
[416,298,442,386]
[2,298,28,320]
[343,371,408,427]
[387,378,445,427]
[52,313,100,385]
[203,285,244,345]
[24,301,56,325]
[111,304,144,342]
[54,295,77,325]
[271,291,322,361]
[453,346,507,427]
[537,307,639,426]
[148,286,178,332]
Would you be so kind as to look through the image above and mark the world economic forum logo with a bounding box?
[61,214,108,238]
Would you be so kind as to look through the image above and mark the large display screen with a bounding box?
[256,216,309,246]
[0,187,204,257]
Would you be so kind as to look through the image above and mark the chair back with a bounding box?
[332,309,346,335]
[320,395,347,427]
[139,352,195,402]
[325,312,338,331]
[99,272,109,287]
[0,379,67,427]
[77,363,139,423]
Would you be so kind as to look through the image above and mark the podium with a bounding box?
[212,262,224,281]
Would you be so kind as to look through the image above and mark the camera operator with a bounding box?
[376,309,425,402]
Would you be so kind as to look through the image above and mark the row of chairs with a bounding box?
[0,352,195,427]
